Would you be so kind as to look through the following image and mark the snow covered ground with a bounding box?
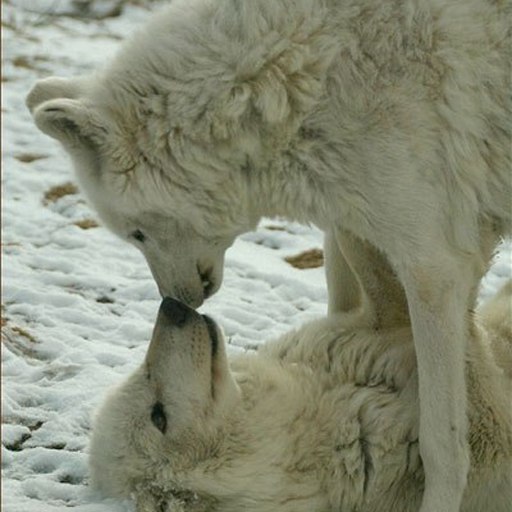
[2,2,510,511]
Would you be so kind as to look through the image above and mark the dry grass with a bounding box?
[2,323,43,363]
[284,248,324,269]
[12,56,35,69]
[1,305,8,328]
[74,219,99,230]
[11,326,37,343]
[96,296,114,304]
[15,153,48,163]
[43,182,78,204]
[1,308,38,346]
[264,225,287,231]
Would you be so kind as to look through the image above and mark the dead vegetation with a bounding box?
[284,248,324,269]
[74,219,99,229]
[1,314,42,362]
[264,225,287,231]
[43,182,78,204]
[15,152,48,163]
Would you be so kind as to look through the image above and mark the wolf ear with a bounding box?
[26,76,83,113]
[27,77,107,147]
[31,98,107,147]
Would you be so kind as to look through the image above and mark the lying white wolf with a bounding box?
[27,0,511,509]
[89,282,512,512]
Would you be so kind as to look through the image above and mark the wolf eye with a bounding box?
[151,402,167,434]
[131,229,146,243]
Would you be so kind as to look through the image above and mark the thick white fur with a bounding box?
[27,1,511,510]
[89,283,512,512]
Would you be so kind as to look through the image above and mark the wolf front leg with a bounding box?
[325,228,409,328]
[398,258,474,512]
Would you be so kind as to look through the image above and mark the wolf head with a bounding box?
[89,297,334,512]
[26,74,248,306]
[89,297,239,510]
[26,0,338,306]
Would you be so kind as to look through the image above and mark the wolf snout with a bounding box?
[159,297,195,327]
[157,282,206,309]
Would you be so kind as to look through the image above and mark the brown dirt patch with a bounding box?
[264,225,287,231]
[285,248,324,269]
[11,326,37,343]
[15,153,48,163]
[74,219,99,230]
[12,56,35,69]
[43,182,78,204]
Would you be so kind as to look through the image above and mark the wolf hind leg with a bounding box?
[325,228,409,329]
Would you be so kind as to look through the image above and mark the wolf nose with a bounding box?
[160,297,191,327]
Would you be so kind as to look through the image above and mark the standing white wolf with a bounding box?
[27,1,511,510]
[89,283,512,512]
